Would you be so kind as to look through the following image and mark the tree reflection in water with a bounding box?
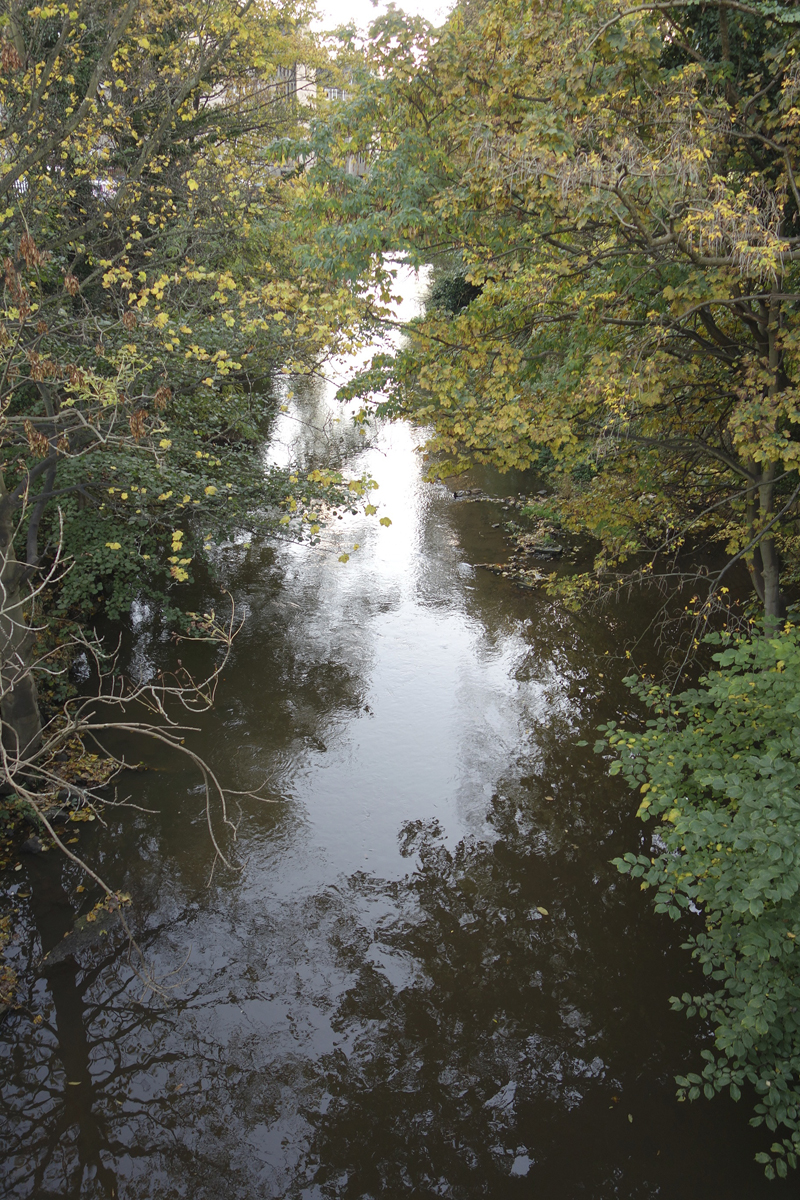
[304,809,625,1198]
[0,737,789,1199]
[300,783,781,1200]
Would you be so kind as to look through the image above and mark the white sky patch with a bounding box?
[311,0,453,34]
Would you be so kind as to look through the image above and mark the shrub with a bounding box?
[601,625,800,1178]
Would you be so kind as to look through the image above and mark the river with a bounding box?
[0,267,791,1199]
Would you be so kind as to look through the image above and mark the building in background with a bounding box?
[274,63,316,107]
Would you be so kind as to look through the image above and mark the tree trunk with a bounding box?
[744,463,785,633]
[744,474,765,606]
[0,569,42,760]
[0,484,42,764]
[760,290,786,632]
[762,458,786,633]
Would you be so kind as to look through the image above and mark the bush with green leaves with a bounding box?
[601,626,800,1179]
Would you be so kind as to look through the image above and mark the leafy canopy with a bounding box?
[0,0,384,622]
[297,0,800,621]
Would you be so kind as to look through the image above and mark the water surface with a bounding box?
[0,268,789,1199]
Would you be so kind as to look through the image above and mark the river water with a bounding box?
[0,268,792,1198]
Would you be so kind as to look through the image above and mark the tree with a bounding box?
[299,0,800,631]
[0,0,382,763]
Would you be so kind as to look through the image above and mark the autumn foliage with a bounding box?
[302,0,800,629]
[0,0,379,757]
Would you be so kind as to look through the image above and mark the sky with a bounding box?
[311,0,453,34]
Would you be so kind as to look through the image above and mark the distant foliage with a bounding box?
[602,626,800,1177]
[428,269,482,314]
